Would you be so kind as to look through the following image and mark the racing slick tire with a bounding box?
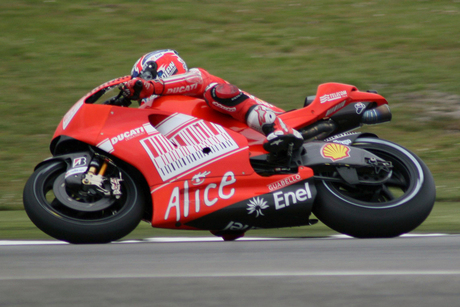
[23,160,144,244]
[313,137,436,238]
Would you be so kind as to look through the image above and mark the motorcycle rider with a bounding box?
[122,49,303,154]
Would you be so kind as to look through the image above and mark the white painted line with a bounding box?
[0,240,68,246]
[147,270,460,278]
[119,237,290,243]
[328,233,450,239]
[401,233,450,237]
[0,233,451,246]
[0,237,286,246]
[2,270,460,281]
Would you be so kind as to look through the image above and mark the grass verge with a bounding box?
[1,1,460,236]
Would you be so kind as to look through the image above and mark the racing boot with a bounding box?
[246,105,304,154]
[204,83,304,154]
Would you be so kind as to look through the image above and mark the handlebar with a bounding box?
[103,79,144,107]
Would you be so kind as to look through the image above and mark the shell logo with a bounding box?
[321,143,350,161]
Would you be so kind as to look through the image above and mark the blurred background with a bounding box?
[1,0,459,239]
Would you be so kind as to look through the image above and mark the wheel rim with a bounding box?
[322,139,423,209]
[37,162,133,222]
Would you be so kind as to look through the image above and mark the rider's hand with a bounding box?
[122,77,161,100]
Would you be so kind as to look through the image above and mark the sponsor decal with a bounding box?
[222,221,257,231]
[321,143,351,161]
[191,171,211,185]
[157,61,178,79]
[145,50,173,61]
[65,157,89,178]
[166,83,198,94]
[267,174,302,191]
[355,102,366,114]
[97,123,156,154]
[332,139,353,145]
[320,90,347,104]
[246,197,269,218]
[325,101,346,117]
[270,139,283,145]
[73,157,87,167]
[65,167,88,178]
[164,171,236,222]
[273,182,312,210]
[111,126,147,145]
[140,94,158,107]
[110,177,123,196]
[324,132,360,142]
[184,179,316,231]
[142,117,239,181]
[212,101,236,112]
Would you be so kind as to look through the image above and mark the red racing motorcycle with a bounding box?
[23,76,436,243]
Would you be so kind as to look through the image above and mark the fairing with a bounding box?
[49,78,389,231]
[280,83,388,129]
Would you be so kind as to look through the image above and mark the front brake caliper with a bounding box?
[86,159,124,199]
[67,157,124,199]
[82,173,110,196]
[110,172,124,198]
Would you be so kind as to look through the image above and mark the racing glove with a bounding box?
[122,77,164,100]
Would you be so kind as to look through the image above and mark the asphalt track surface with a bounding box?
[1,234,460,307]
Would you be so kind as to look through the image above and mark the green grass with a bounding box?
[1,1,460,237]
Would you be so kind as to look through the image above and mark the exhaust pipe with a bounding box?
[361,105,392,124]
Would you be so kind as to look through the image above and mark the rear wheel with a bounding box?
[23,160,144,243]
[313,137,436,238]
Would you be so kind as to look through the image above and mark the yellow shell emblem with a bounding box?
[321,143,350,161]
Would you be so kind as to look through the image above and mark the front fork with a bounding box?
[60,152,123,199]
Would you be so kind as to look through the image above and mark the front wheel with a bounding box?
[23,160,144,243]
[313,137,436,238]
